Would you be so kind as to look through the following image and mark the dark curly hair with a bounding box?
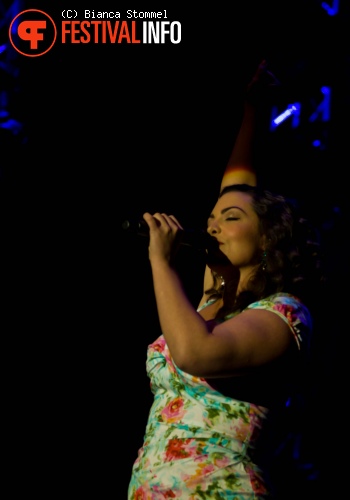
[205,184,325,314]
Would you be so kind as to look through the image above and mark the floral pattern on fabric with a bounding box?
[128,293,312,499]
[245,293,312,350]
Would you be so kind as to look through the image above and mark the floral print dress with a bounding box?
[128,293,312,499]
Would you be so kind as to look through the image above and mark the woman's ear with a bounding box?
[259,234,267,251]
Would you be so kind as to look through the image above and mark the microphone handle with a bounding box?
[121,219,149,238]
[121,219,210,251]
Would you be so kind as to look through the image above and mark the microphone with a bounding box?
[122,219,216,251]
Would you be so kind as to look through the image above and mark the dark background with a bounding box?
[2,1,349,498]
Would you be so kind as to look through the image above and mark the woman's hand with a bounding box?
[143,212,184,264]
[245,59,280,105]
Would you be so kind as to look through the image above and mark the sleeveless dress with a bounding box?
[128,293,312,499]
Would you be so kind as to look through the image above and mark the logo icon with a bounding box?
[9,9,57,57]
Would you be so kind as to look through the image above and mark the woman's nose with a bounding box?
[207,223,218,235]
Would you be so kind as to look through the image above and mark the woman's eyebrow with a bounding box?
[208,206,247,219]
